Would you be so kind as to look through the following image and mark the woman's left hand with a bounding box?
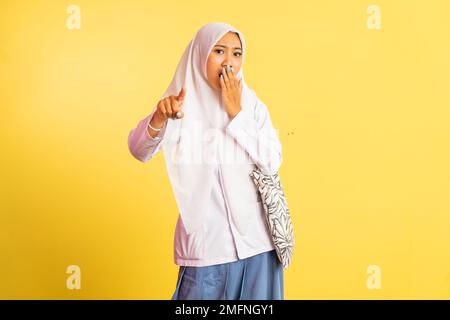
[219,65,242,119]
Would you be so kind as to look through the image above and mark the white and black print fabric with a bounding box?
[250,168,295,269]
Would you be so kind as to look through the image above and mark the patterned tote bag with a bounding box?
[249,168,295,268]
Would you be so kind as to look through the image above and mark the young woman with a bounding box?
[128,22,284,300]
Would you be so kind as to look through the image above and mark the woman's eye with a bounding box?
[215,50,242,57]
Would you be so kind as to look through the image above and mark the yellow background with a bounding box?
[1,0,449,299]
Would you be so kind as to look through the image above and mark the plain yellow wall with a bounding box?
[1,0,449,299]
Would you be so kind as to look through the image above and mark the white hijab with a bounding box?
[159,22,260,235]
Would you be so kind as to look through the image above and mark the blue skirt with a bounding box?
[171,249,284,300]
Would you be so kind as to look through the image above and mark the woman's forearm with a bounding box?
[128,110,167,163]
[147,112,168,138]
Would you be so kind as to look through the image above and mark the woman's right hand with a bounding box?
[153,87,186,125]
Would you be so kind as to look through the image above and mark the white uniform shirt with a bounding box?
[128,103,281,267]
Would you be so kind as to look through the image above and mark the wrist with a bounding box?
[151,112,167,129]
[228,106,241,119]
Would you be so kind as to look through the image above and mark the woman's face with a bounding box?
[206,31,243,91]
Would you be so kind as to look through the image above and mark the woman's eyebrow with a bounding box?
[214,44,242,50]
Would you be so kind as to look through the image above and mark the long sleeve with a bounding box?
[225,99,282,175]
[128,109,168,163]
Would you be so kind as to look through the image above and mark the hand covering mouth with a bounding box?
[219,66,233,77]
